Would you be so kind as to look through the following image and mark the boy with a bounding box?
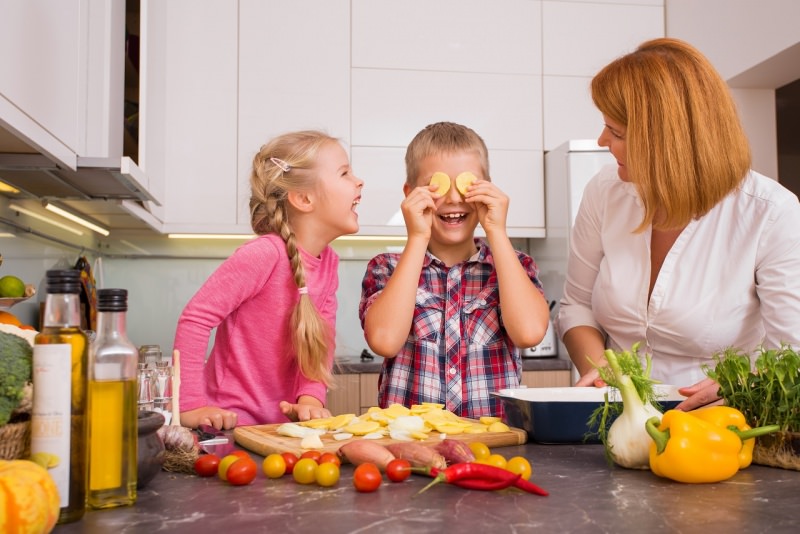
[358,122,550,418]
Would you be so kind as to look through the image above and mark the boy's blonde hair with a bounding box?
[591,37,751,232]
[405,122,490,186]
[249,130,337,387]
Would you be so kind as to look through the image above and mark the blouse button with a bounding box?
[449,367,457,375]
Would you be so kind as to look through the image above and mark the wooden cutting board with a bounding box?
[234,420,527,459]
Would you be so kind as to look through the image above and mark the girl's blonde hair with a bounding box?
[405,122,490,186]
[591,38,752,231]
[250,130,337,387]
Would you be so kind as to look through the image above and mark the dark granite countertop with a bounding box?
[54,443,800,533]
[334,352,571,374]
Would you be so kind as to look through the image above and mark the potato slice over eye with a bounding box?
[455,172,477,195]
[429,172,451,195]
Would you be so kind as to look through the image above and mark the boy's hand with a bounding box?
[400,184,438,240]
[464,180,509,234]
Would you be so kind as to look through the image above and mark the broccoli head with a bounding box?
[0,329,33,425]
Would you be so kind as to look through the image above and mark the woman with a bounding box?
[558,38,800,410]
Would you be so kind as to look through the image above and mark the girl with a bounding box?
[174,131,363,429]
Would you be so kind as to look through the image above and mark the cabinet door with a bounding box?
[141,0,239,232]
[237,0,350,228]
[359,373,380,413]
[0,0,82,167]
[521,370,571,388]
[326,374,360,416]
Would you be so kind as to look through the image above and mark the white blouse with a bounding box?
[558,165,800,386]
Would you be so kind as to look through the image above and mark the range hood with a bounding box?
[0,153,157,203]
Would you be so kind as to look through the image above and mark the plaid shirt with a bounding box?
[359,239,544,418]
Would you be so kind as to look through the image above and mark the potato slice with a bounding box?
[487,421,511,433]
[429,172,451,195]
[455,171,477,195]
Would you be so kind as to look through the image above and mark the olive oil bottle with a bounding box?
[87,288,138,508]
[32,269,89,524]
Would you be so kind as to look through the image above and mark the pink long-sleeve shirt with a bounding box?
[174,234,339,425]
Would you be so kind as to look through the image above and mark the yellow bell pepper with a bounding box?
[689,406,757,468]
[645,410,779,484]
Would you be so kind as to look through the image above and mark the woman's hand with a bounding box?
[180,406,238,430]
[573,367,606,387]
[675,378,723,411]
[279,400,331,422]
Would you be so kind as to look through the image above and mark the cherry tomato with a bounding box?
[262,453,287,479]
[468,442,491,461]
[385,459,411,483]
[218,454,242,481]
[193,454,221,477]
[506,456,532,480]
[281,452,299,474]
[482,453,508,470]
[353,462,382,493]
[300,450,322,462]
[293,458,319,484]
[226,458,258,486]
[229,450,251,460]
[314,462,340,487]
[318,452,341,467]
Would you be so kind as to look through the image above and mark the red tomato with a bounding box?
[281,452,299,474]
[229,450,251,460]
[225,458,258,486]
[318,452,341,467]
[194,454,221,477]
[385,459,411,483]
[300,450,322,463]
[353,463,382,493]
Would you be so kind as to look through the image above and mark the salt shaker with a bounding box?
[136,363,155,411]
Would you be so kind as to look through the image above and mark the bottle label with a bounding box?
[31,343,74,508]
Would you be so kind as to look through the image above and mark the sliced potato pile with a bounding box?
[278,402,510,447]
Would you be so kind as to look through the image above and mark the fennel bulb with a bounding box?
[592,344,664,470]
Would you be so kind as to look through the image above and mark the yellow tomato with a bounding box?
[262,453,287,479]
[483,453,507,470]
[292,458,318,485]
[468,441,491,461]
[506,456,532,480]
[314,462,340,487]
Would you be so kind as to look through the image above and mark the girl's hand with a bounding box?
[400,184,438,240]
[675,378,723,411]
[463,180,509,234]
[279,400,332,422]
[180,406,238,430]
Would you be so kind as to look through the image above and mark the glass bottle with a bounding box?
[137,363,155,411]
[32,269,89,524]
[87,288,138,509]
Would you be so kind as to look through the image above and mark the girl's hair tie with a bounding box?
[298,286,309,295]
[270,157,291,173]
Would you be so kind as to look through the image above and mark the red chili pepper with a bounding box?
[513,476,549,496]
[417,463,537,495]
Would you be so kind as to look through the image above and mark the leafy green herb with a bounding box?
[704,345,800,432]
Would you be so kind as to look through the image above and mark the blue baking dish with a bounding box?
[492,385,684,444]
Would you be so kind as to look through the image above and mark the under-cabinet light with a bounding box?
[119,240,152,255]
[168,234,255,239]
[0,232,16,238]
[44,202,110,237]
[0,180,20,194]
[8,203,84,236]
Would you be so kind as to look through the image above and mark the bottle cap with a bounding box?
[45,269,81,294]
[97,288,128,312]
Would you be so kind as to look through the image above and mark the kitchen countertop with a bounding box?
[334,352,572,374]
[54,442,800,533]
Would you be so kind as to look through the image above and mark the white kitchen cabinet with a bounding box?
[237,0,351,228]
[0,0,98,167]
[141,0,240,233]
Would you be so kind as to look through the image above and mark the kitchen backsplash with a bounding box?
[1,232,556,359]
